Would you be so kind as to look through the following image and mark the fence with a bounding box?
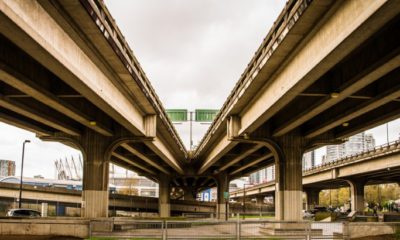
[90,219,350,239]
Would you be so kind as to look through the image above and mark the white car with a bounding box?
[6,208,41,217]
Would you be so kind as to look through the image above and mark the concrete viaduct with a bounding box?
[0,0,399,221]
[230,141,400,212]
[0,182,216,214]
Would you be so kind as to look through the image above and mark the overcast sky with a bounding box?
[0,1,398,179]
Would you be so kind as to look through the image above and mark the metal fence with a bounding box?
[90,219,349,239]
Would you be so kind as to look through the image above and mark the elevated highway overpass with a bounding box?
[193,0,400,220]
[0,0,189,218]
[1,0,400,221]
[0,182,215,215]
[230,141,400,212]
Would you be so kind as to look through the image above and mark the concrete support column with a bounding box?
[305,188,321,210]
[158,174,171,217]
[216,172,229,220]
[274,134,305,221]
[348,180,365,212]
[182,186,196,201]
[81,129,110,218]
[256,196,265,206]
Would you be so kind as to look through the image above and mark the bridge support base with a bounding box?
[348,179,365,212]
[81,129,110,218]
[159,174,171,217]
[304,188,321,210]
[274,134,305,221]
[216,172,229,220]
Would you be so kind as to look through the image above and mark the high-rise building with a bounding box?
[302,151,315,170]
[324,132,376,164]
[364,133,375,150]
[249,171,260,184]
[0,159,15,177]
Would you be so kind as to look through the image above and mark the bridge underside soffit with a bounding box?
[0,34,115,137]
[195,142,274,184]
[269,16,400,142]
[0,34,179,181]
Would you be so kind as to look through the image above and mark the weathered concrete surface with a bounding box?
[348,222,400,239]
[0,218,89,238]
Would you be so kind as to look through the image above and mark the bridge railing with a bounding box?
[304,140,400,173]
[90,218,352,239]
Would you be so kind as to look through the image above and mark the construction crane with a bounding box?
[64,157,73,180]
[71,156,81,180]
[54,159,67,180]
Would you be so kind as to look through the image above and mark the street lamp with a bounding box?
[243,183,251,219]
[18,140,30,208]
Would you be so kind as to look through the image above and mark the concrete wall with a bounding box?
[348,222,400,239]
[0,218,89,238]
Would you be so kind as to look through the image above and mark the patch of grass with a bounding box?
[86,238,160,240]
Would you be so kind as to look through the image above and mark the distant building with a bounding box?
[0,159,15,177]
[365,133,375,150]
[302,151,315,170]
[249,171,260,184]
[324,132,376,163]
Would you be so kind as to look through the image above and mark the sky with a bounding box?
[0,1,398,179]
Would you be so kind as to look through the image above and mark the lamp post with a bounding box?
[243,183,250,219]
[18,140,30,208]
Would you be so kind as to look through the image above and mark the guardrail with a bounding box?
[304,140,400,173]
[90,219,350,239]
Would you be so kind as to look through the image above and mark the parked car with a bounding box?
[6,208,41,217]
[309,206,327,214]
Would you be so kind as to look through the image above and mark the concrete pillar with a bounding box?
[274,134,305,221]
[158,174,171,217]
[348,180,365,212]
[305,188,320,210]
[182,187,196,201]
[256,196,265,206]
[216,172,229,220]
[81,130,110,218]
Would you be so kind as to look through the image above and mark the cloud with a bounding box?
[104,0,286,110]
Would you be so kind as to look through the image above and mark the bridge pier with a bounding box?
[158,174,171,217]
[256,195,265,206]
[274,134,305,221]
[182,186,197,201]
[348,179,365,213]
[216,172,229,220]
[304,188,321,210]
[81,129,110,218]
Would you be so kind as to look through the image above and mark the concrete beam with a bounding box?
[121,143,169,175]
[305,74,400,138]
[111,152,156,175]
[0,66,112,136]
[0,0,143,136]
[273,52,400,137]
[0,94,80,136]
[229,153,273,176]
[219,144,263,171]
[145,138,184,175]
[238,0,398,135]
[0,111,51,136]
[198,135,237,174]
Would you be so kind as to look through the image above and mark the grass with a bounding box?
[86,238,160,240]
